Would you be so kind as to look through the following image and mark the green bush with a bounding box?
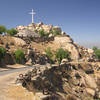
[0,25,6,34]
[45,47,55,64]
[93,46,98,51]
[45,32,49,38]
[7,28,18,36]
[52,28,61,35]
[0,47,6,61]
[14,49,25,64]
[45,47,53,59]
[94,49,100,60]
[39,29,45,37]
[55,48,70,64]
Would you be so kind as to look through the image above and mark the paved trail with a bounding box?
[0,66,34,76]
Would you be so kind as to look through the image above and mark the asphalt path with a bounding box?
[0,66,35,76]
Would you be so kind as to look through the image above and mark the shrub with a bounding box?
[94,49,100,60]
[45,47,53,59]
[52,28,61,36]
[0,25,6,34]
[93,46,98,51]
[7,28,18,36]
[39,29,45,37]
[55,48,70,64]
[14,49,25,64]
[0,47,6,61]
[45,47,54,64]
[45,32,49,38]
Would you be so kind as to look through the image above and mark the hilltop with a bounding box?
[0,22,97,66]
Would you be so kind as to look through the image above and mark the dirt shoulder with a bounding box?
[0,67,34,100]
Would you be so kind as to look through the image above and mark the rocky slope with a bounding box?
[17,62,100,100]
[0,22,97,66]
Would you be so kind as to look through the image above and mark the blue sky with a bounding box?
[0,0,100,48]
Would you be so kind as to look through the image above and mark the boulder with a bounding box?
[25,49,34,62]
[17,30,39,37]
[16,25,25,30]
[48,34,53,38]
[26,59,33,65]
[85,74,97,89]
[54,36,80,60]
[61,31,66,35]
[86,88,95,96]
[88,48,94,54]
[42,25,53,33]
[54,36,73,43]
[12,37,26,46]
[64,43,80,60]
[61,59,68,65]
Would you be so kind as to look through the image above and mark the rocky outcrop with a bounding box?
[54,36,73,43]
[78,46,98,62]
[17,62,100,100]
[16,29,39,37]
[0,22,98,66]
[25,48,48,65]
[15,22,97,62]
[12,37,26,46]
[54,36,80,60]
[16,22,62,38]
[0,36,26,47]
[41,24,53,33]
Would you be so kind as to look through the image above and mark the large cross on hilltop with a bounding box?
[29,9,36,23]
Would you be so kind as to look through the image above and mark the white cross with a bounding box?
[29,9,36,23]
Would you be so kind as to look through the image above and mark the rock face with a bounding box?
[78,45,98,62]
[86,88,95,96]
[17,62,100,100]
[16,29,39,37]
[0,22,98,66]
[16,22,62,38]
[54,36,80,60]
[54,36,73,43]
[15,22,97,62]
[85,74,97,89]
[12,37,26,46]
[0,36,26,47]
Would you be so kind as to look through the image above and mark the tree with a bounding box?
[55,48,70,64]
[14,49,25,64]
[45,47,53,59]
[0,47,6,61]
[52,28,61,36]
[94,49,100,60]
[45,47,54,64]
[39,29,45,37]
[7,28,18,36]
[93,46,98,51]
[0,25,6,34]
